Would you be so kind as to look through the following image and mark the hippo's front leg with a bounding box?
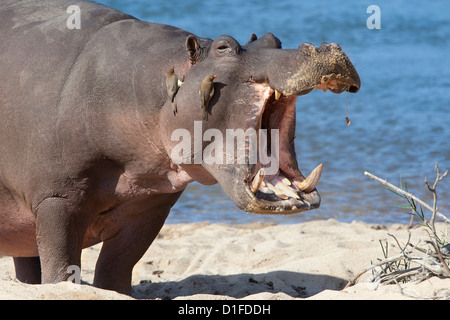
[35,196,92,284]
[93,193,182,294]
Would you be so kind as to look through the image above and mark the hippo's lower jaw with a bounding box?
[215,76,358,215]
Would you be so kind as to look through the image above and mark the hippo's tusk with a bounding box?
[250,168,265,193]
[293,163,323,193]
[274,90,281,100]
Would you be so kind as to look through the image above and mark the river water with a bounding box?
[97,0,450,225]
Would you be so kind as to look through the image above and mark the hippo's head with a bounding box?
[160,33,360,214]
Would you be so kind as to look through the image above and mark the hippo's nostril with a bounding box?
[349,85,359,93]
[298,43,317,54]
[329,43,340,50]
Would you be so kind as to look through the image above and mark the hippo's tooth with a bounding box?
[270,176,299,199]
[259,186,274,195]
[275,181,300,199]
[281,177,291,186]
[266,182,289,200]
[250,168,265,193]
[275,90,281,100]
[293,163,323,193]
[178,79,184,87]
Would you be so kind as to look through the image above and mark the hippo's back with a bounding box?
[0,0,135,184]
[0,0,134,112]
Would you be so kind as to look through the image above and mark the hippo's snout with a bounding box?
[263,42,360,98]
[312,42,360,94]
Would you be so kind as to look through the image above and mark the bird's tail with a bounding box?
[172,100,177,116]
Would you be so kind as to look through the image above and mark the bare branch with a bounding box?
[424,162,448,246]
[364,171,450,223]
[425,240,450,276]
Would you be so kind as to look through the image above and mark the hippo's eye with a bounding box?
[217,45,230,53]
[212,36,241,56]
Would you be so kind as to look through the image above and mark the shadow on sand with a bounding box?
[132,270,347,299]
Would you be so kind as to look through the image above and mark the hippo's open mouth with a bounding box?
[242,76,359,214]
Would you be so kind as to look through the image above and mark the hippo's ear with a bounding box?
[243,32,282,50]
[245,33,258,45]
[186,35,203,65]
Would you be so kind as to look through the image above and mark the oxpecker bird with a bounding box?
[199,75,217,121]
[166,67,180,116]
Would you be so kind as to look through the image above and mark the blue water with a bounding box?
[97,0,449,225]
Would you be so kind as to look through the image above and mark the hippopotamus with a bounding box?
[0,0,360,294]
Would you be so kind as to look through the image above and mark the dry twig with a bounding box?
[347,164,450,290]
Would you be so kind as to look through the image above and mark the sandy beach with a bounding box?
[1,219,449,300]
